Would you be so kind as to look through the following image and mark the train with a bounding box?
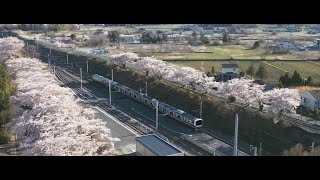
[92,74,203,128]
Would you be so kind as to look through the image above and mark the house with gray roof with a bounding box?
[220,64,239,81]
[300,90,320,110]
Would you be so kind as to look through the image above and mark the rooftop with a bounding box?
[136,134,183,156]
[221,64,239,68]
[308,90,320,101]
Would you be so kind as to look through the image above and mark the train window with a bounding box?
[196,120,203,126]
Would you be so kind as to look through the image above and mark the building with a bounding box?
[275,39,296,50]
[119,34,140,44]
[285,25,300,32]
[91,48,108,54]
[135,134,184,156]
[220,64,239,81]
[314,38,320,46]
[300,90,320,110]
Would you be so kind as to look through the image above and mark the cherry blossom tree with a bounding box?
[217,78,300,121]
[127,56,155,77]
[110,52,139,68]
[249,84,266,111]
[0,37,24,64]
[5,57,118,156]
[99,50,302,123]
[264,88,301,123]
[109,53,217,90]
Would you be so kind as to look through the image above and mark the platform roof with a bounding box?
[136,134,183,156]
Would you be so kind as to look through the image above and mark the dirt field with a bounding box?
[289,86,320,92]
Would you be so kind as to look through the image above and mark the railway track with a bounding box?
[200,128,252,155]
[56,68,148,134]
[284,115,320,132]
[54,66,212,156]
[31,39,250,156]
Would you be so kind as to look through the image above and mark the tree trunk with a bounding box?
[259,103,264,111]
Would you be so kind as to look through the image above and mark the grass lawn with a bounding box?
[155,45,302,60]
[268,61,320,84]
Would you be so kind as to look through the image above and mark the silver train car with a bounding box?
[92,74,203,128]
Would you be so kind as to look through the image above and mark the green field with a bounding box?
[268,62,320,84]
[155,45,302,60]
[170,61,320,85]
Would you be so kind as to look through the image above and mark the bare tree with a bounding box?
[282,143,320,156]
[86,35,109,47]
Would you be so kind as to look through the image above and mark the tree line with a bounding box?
[279,71,312,87]
[0,65,16,143]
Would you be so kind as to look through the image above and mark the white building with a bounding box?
[120,34,140,43]
[220,64,239,81]
[300,90,320,110]
[315,38,320,46]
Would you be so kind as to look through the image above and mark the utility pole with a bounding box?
[66,54,69,65]
[48,54,51,70]
[259,142,262,156]
[80,68,82,89]
[254,147,258,156]
[87,61,89,73]
[155,100,159,133]
[111,69,114,81]
[50,48,52,54]
[233,114,238,156]
[311,142,315,153]
[109,80,112,106]
[200,101,203,119]
[146,81,148,96]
